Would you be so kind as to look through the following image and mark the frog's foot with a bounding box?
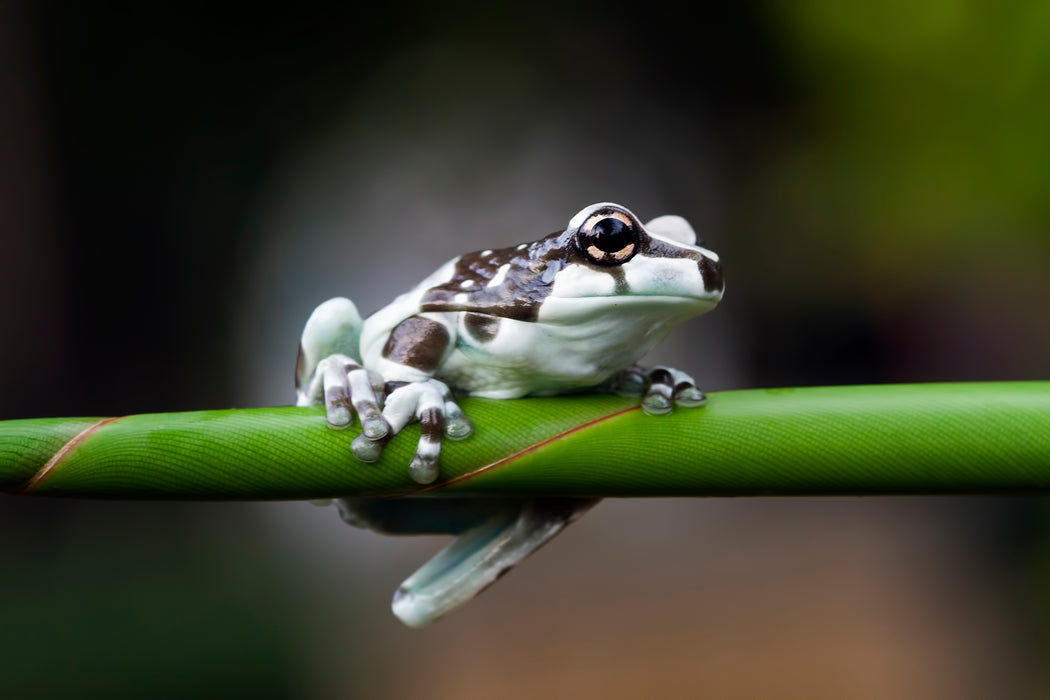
[333,496,599,627]
[297,353,392,439]
[609,365,707,415]
[350,378,473,485]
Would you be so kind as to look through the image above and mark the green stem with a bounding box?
[2,382,1048,500]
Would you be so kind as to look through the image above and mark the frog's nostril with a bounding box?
[698,256,723,295]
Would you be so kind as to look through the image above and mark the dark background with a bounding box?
[2,2,1049,697]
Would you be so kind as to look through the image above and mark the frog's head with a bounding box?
[419,202,722,326]
[536,202,723,324]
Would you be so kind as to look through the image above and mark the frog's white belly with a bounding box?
[437,305,697,398]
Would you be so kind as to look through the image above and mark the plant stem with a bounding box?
[2,382,1049,500]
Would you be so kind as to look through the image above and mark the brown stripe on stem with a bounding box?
[413,404,641,494]
[18,416,125,493]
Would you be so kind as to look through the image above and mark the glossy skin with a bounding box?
[295,202,723,626]
[295,202,724,484]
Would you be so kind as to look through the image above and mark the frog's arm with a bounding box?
[299,306,472,484]
[356,314,473,483]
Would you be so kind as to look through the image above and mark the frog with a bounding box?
[295,202,723,626]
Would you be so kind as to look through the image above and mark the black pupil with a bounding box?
[590,217,632,253]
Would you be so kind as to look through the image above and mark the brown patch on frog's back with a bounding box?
[420,232,568,322]
[382,316,451,372]
[463,312,501,343]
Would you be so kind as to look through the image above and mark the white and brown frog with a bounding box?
[295,202,723,626]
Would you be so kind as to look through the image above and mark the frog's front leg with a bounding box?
[299,306,472,484]
[607,365,708,415]
[355,314,472,484]
[355,375,472,484]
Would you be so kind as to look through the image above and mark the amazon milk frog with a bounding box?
[295,202,723,626]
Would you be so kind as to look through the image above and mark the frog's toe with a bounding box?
[382,379,457,483]
[641,392,673,414]
[443,400,473,440]
[348,368,389,439]
[313,355,393,438]
[629,366,707,414]
[674,382,707,407]
[641,368,675,415]
[409,453,440,484]
[656,366,706,409]
[318,354,356,428]
[405,406,443,484]
[351,433,388,463]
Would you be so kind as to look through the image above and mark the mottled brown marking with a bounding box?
[330,392,353,411]
[382,316,450,372]
[385,380,409,394]
[674,381,695,395]
[642,236,697,260]
[698,255,724,294]
[421,231,568,321]
[464,312,500,343]
[649,368,674,388]
[419,407,443,443]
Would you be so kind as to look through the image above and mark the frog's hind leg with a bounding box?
[335,496,599,628]
[296,298,390,436]
[295,297,364,399]
[392,497,599,628]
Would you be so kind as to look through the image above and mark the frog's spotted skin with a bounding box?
[463,312,500,343]
[380,317,449,372]
[295,202,723,626]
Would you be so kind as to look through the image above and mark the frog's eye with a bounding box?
[578,214,640,266]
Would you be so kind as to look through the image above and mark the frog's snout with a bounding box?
[698,254,724,297]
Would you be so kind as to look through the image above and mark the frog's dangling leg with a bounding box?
[334,496,599,627]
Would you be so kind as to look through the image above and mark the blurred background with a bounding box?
[1,1,1049,697]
